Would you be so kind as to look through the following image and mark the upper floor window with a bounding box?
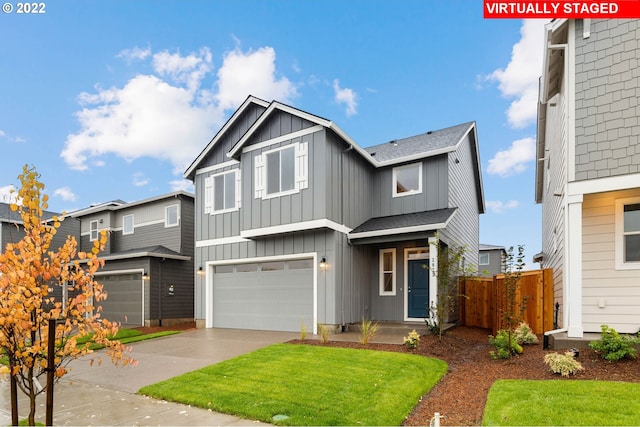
[90,220,99,241]
[255,142,308,199]
[165,204,179,227]
[379,248,396,296]
[615,197,640,269]
[123,214,134,235]
[204,170,240,215]
[392,163,422,197]
[479,253,490,265]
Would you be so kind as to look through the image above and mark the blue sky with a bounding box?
[0,1,547,266]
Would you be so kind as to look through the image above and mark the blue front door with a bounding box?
[408,259,429,318]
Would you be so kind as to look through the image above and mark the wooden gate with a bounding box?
[459,269,554,334]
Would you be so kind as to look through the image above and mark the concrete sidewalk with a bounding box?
[0,326,408,426]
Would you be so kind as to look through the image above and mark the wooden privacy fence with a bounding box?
[459,269,554,335]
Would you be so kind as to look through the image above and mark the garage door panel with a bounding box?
[96,273,143,326]
[212,259,313,332]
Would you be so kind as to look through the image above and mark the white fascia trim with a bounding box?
[568,173,640,196]
[208,251,317,265]
[94,268,145,276]
[184,96,269,178]
[196,235,251,248]
[240,219,351,239]
[195,160,240,176]
[241,125,323,154]
[349,222,447,240]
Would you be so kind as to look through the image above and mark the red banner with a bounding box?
[484,0,640,18]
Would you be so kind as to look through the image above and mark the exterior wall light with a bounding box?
[142,271,150,280]
[197,266,206,276]
[319,257,328,270]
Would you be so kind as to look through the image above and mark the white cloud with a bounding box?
[53,187,76,202]
[169,179,194,193]
[333,79,357,117]
[62,44,298,174]
[0,130,5,138]
[487,137,536,177]
[117,46,151,62]
[132,172,149,187]
[486,200,520,214]
[487,19,546,129]
[0,185,16,203]
[215,46,297,110]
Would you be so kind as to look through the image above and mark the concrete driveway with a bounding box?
[0,328,298,426]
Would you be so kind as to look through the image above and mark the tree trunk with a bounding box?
[10,357,18,426]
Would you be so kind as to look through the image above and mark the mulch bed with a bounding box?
[298,326,640,426]
[132,323,640,426]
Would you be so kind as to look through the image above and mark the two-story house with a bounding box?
[68,191,195,327]
[185,96,484,333]
[479,244,506,277]
[536,19,640,338]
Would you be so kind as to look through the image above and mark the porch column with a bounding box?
[428,237,438,313]
[565,194,583,338]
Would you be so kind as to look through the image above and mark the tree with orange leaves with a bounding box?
[0,165,134,426]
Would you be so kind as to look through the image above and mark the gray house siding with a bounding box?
[371,156,449,218]
[442,132,480,266]
[574,19,640,181]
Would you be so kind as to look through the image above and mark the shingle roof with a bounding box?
[0,202,60,223]
[350,208,457,235]
[365,122,474,163]
[101,245,191,261]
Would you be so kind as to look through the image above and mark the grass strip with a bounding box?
[140,343,447,426]
[483,379,640,426]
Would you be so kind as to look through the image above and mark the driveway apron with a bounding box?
[1,328,297,426]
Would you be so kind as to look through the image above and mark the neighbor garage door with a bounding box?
[212,258,314,332]
[95,273,143,326]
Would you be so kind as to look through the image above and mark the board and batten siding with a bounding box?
[582,189,640,333]
[370,155,448,218]
[443,132,479,266]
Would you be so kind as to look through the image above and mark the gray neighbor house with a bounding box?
[67,191,195,327]
[185,96,484,333]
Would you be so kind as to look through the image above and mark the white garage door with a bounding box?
[96,273,143,326]
[212,258,314,332]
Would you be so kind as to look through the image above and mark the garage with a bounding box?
[95,272,144,326]
[211,258,314,332]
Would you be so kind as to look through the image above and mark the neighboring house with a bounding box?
[68,191,195,327]
[479,244,505,277]
[536,19,640,338]
[184,96,484,333]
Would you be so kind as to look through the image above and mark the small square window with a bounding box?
[165,204,179,227]
[393,163,422,197]
[479,253,490,265]
[123,214,134,235]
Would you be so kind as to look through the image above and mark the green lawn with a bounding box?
[483,379,640,426]
[139,343,448,426]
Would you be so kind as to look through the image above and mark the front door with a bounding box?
[408,259,429,318]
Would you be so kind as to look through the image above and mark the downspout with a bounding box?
[340,144,353,330]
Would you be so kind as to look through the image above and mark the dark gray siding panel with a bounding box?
[371,155,448,217]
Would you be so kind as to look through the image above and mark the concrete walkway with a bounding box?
[0,326,408,426]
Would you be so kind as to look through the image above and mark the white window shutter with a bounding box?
[296,141,309,190]
[204,175,213,214]
[235,169,242,208]
[254,153,265,199]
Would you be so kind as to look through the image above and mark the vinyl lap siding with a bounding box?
[582,190,640,333]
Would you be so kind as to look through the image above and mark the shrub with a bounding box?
[300,320,307,342]
[489,329,523,359]
[544,351,584,376]
[359,319,380,344]
[403,330,420,350]
[589,324,640,362]
[514,321,539,345]
[318,324,330,344]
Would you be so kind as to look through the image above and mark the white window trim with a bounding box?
[122,214,134,235]
[379,248,396,296]
[255,141,308,200]
[392,162,422,198]
[165,204,180,227]
[615,196,640,270]
[479,252,490,265]
[89,220,99,242]
[205,169,241,215]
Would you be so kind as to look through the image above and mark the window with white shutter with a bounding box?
[257,141,309,200]
[206,170,239,215]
